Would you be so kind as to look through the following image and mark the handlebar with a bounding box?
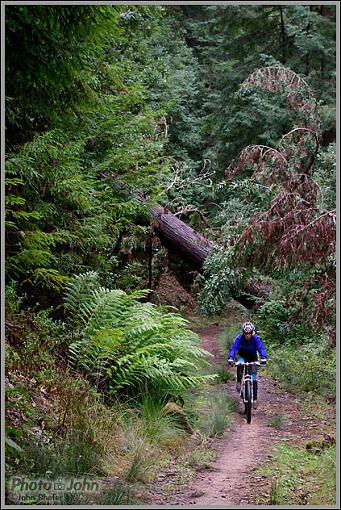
[234,361,261,366]
[229,361,266,366]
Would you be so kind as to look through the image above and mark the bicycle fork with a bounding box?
[242,373,253,403]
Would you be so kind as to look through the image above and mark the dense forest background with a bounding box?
[4,4,336,506]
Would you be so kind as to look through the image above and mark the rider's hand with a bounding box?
[228,358,234,367]
[260,358,267,365]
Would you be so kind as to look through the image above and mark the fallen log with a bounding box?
[151,206,212,270]
[150,206,271,309]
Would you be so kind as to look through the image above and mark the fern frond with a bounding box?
[64,271,100,320]
[65,273,215,397]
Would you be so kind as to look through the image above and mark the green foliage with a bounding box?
[254,264,335,347]
[211,179,275,235]
[217,324,243,359]
[187,448,216,470]
[5,125,132,286]
[314,143,336,210]
[197,246,245,316]
[64,271,100,323]
[5,295,68,386]
[5,5,175,306]
[5,5,123,144]
[213,365,233,383]
[255,297,304,346]
[267,343,335,398]
[5,282,24,316]
[180,5,336,180]
[259,443,336,505]
[66,273,216,397]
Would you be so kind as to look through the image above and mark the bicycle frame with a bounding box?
[234,361,261,424]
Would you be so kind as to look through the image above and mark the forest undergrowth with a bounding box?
[5,294,336,506]
[5,278,235,505]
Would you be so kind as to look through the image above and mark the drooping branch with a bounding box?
[279,127,319,175]
[222,65,336,330]
[241,66,320,132]
[242,66,315,99]
[225,145,335,327]
[226,144,289,184]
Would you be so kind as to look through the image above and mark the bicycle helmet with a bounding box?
[242,321,254,333]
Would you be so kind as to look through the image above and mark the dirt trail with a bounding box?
[163,325,336,506]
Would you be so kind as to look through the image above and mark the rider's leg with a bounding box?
[236,356,244,392]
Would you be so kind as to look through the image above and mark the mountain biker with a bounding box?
[227,321,267,409]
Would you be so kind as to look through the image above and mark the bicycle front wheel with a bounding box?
[244,380,252,424]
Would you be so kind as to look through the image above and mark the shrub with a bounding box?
[267,343,336,398]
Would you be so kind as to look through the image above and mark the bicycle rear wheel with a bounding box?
[244,380,252,424]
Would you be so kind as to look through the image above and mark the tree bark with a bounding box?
[150,206,271,309]
[151,206,212,270]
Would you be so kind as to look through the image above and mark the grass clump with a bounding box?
[24,428,102,478]
[187,445,216,470]
[267,414,289,429]
[208,390,235,437]
[139,395,188,445]
[98,481,135,505]
[185,387,235,438]
[124,445,146,483]
[217,325,241,359]
[257,442,336,505]
[213,365,234,383]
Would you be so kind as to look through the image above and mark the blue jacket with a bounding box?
[228,333,267,362]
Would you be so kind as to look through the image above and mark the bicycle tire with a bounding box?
[244,380,252,424]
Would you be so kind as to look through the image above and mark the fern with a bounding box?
[66,273,216,397]
[64,271,101,322]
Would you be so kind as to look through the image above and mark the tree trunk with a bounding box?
[151,206,212,270]
[151,206,271,309]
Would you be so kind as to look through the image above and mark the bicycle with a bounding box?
[232,361,263,424]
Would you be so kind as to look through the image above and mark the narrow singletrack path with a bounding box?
[164,324,336,506]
